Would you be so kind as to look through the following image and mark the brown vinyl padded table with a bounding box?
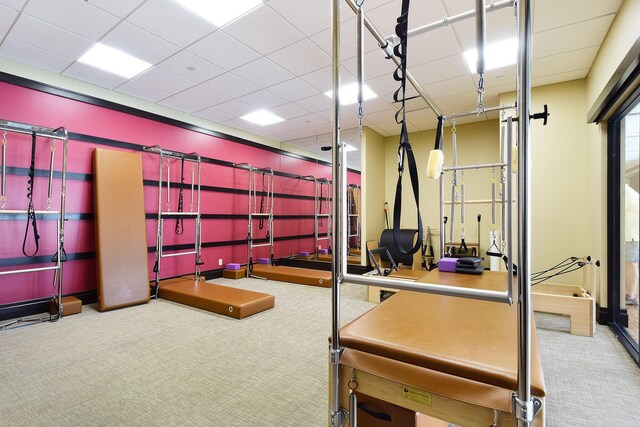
[251,264,332,287]
[158,276,274,319]
[338,270,545,426]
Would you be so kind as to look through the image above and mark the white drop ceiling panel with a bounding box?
[0,5,18,37]
[0,38,72,73]
[158,94,207,114]
[267,0,331,37]
[195,106,236,123]
[268,78,321,102]
[532,46,600,79]
[63,62,127,89]
[425,75,477,99]
[361,97,394,115]
[116,80,172,103]
[212,99,254,118]
[9,14,92,59]
[294,93,333,114]
[290,113,329,127]
[224,5,305,56]
[533,0,622,33]
[299,65,356,92]
[452,7,518,51]
[203,72,260,98]
[532,68,590,89]
[187,30,261,71]
[310,18,379,62]
[267,39,332,77]
[133,67,195,93]
[222,117,260,131]
[409,54,470,86]
[270,103,310,120]
[86,0,145,19]
[101,21,180,64]
[23,0,119,41]
[177,85,231,107]
[0,0,26,10]
[343,48,398,80]
[533,14,615,59]
[232,57,294,88]
[406,27,462,67]
[237,89,287,109]
[126,0,215,48]
[157,50,224,84]
[366,74,405,99]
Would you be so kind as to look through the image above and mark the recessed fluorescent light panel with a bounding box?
[464,38,518,74]
[344,144,358,152]
[173,0,263,27]
[324,83,378,106]
[241,110,285,126]
[77,43,151,78]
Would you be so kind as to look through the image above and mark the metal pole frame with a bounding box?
[143,146,203,296]
[331,0,541,424]
[0,121,68,330]
[315,178,332,258]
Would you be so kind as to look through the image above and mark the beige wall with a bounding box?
[361,127,387,263]
[501,80,601,288]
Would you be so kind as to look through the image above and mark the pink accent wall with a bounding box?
[0,81,360,305]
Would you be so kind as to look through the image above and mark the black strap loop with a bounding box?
[23,131,40,257]
[259,172,266,230]
[434,115,444,150]
[392,0,422,255]
[175,157,184,235]
[357,403,392,422]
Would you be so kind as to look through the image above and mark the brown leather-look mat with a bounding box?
[158,276,274,319]
[251,264,332,287]
[93,148,150,312]
[340,270,545,397]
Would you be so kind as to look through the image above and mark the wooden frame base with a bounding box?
[335,366,544,427]
[532,283,594,336]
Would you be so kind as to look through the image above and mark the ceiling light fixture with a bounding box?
[241,109,285,126]
[324,83,377,106]
[463,37,518,74]
[173,0,263,27]
[344,144,358,152]
[77,43,151,78]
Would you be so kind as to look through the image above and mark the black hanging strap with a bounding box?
[391,0,422,255]
[434,115,444,150]
[175,157,184,235]
[259,172,266,230]
[318,181,324,227]
[23,131,40,257]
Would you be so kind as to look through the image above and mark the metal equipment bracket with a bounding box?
[512,392,543,423]
[330,347,345,365]
[331,408,348,427]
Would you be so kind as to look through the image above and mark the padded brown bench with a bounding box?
[251,264,331,288]
[337,270,546,426]
[158,276,274,319]
[315,253,361,265]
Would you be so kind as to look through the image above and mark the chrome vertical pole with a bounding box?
[439,169,445,258]
[57,128,68,319]
[475,0,486,75]
[515,0,540,424]
[330,0,346,425]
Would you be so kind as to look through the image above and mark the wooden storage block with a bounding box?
[223,267,247,279]
[532,283,594,337]
[49,296,82,317]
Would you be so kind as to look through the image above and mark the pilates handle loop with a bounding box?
[23,131,40,257]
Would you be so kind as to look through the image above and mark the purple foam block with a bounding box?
[258,258,270,264]
[438,257,458,273]
[226,263,240,271]
[319,249,329,254]
[299,251,310,257]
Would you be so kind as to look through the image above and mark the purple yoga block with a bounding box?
[258,258,270,264]
[299,251,310,257]
[226,263,240,271]
[438,257,458,273]
[319,249,329,254]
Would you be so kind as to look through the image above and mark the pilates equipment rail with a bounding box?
[0,119,68,330]
[143,145,202,298]
[330,0,541,426]
[235,163,274,278]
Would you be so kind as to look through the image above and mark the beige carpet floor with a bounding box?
[1,277,639,426]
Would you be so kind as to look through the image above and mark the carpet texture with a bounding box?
[1,278,639,426]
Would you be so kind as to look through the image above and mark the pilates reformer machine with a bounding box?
[0,119,69,330]
[233,164,333,287]
[135,150,274,319]
[143,145,203,298]
[328,0,547,425]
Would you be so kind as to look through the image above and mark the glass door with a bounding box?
[621,103,639,347]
